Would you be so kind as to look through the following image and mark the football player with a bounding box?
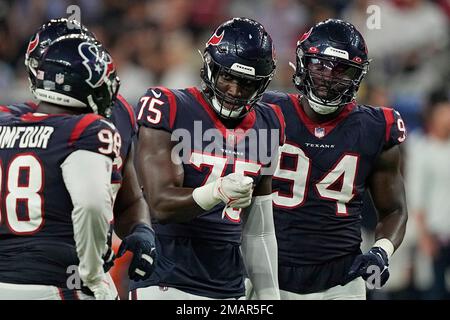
[23,19,156,286]
[131,18,284,300]
[0,35,119,300]
[260,19,408,299]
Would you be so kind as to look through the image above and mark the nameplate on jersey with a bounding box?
[0,126,54,149]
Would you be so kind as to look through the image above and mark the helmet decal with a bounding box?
[78,42,114,88]
[308,46,319,54]
[230,63,255,76]
[299,27,312,43]
[27,23,118,116]
[26,33,39,58]
[323,46,349,59]
[206,30,225,47]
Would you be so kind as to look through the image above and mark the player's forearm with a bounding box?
[374,177,408,251]
[114,195,150,239]
[147,187,205,224]
[375,201,408,250]
[371,146,408,252]
[114,143,152,238]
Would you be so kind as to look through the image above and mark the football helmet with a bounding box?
[25,18,95,87]
[201,17,276,119]
[31,34,119,116]
[293,19,369,114]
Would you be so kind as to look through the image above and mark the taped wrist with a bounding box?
[192,181,220,211]
[373,238,394,260]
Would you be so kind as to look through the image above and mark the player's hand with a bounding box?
[102,225,115,272]
[213,173,254,209]
[346,247,390,287]
[117,224,156,281]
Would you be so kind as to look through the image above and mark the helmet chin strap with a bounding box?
[211,96,244,118]
[307,91,341,115]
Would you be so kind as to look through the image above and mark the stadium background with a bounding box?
[1,0,449,300]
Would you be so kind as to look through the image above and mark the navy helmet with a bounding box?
[25,18,95,87]
[31,34,119,116]
[293,19,369,114]
[201,17,276,119]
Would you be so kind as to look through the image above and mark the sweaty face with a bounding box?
[306,56,360,101]
[214,70,260,111]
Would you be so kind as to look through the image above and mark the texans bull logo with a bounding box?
[78,42,115,88]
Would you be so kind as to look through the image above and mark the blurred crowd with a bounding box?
[1,0,450,300]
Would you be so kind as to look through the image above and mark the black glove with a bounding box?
[102,225,115,272]
[347,247,390,288]
[117,224,156,281]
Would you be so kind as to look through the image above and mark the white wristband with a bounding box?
[373,238,395,259]
[192,182,220,211]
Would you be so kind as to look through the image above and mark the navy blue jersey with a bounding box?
[108,94,138,194]
[1,95,136,198]
[262,91,406,292]
[133,87,284,298]
[0,111,119,288]
[0,101,38,115]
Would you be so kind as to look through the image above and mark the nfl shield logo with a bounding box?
[314,127,325,138]
[55,73,65,85]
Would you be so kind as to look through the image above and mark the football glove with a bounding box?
[117,224,156,281]
[193,173,254,211]
[347,247,390,287]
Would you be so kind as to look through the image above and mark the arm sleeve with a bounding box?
[61,150,114,288]
[241,195,280,300]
